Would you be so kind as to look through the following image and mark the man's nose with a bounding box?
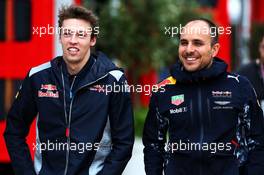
[186,43,195,53]
[69,34,78,44]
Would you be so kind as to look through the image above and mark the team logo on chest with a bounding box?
[212,91,232,98]
[38,84,59,98]
[171,94,184,106]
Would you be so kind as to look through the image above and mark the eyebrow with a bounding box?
[180,39,188,42]
[63,27,87,31]
[180,39,204,43]
[192,39,204,43]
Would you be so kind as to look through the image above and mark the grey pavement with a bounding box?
[123,138,145,175]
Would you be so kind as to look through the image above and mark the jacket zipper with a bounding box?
[207,98,212,128]
[190,99,193,125]
[198,86,204,175]
[62,72,109,175]
[63,76,76,175]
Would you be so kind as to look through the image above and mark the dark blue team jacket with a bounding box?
[4,52,134,175]
[143,58,264,175]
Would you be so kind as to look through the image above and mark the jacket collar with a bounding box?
[170,57,227,83]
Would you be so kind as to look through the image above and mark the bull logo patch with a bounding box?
[38,84,59,98]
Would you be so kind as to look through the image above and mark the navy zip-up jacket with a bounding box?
[143,58,264,175]
[4,51,134,175]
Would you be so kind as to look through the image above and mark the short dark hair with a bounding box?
[180,18,219,46]
[58,5,98,38]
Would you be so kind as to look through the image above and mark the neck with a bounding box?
[66,63,85,75]
[205,60,213,69]
[66,58,89,75]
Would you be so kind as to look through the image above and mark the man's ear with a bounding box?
[90,36,97,47]
[211,43,220,57]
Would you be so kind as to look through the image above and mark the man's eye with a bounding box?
[193,42,203,46]
[62,31,71,37]
[77,32,87,38]
[180,41,188,46]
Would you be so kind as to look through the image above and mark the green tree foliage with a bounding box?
[91,0,209,74]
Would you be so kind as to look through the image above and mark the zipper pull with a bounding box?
[66,127,70,137]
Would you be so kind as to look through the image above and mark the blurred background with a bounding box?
[0,0,264,174]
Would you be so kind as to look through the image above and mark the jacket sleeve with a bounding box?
[242,78,264,175]
[142,92,168,175]
[97,74,134,175]
[4,73,37,175]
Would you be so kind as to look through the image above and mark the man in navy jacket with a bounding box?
[143,18,264,175]
[4,5,134,175]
